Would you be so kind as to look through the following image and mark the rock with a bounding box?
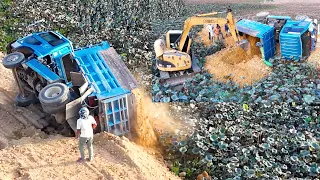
[0,136,9,150]
[179,172,186,177]
[190,103,196,109]
[54,112,66,124]
[21,126,37,137]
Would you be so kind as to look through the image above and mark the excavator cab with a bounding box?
[166,30,192,54]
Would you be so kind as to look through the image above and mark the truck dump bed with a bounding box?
[236,19,276,61]
[67,42,138,136]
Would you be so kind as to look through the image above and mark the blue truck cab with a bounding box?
[2,31,138,136]
[280,20,317,60]
[8,31,76,86]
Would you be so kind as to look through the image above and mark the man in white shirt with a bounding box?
[75,107,97,162]
[207,24,214,42]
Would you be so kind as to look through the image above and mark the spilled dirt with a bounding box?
[0,52,18,93]
[197,27,271,86]
[131,88,181,148]
[0,133,179,180]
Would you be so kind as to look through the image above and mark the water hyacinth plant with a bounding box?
[161,102,320,179]
[153,61,320,104]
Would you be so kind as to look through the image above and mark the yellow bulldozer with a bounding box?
[154,8,249,86]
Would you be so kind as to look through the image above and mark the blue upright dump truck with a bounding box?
[2,31,138,136]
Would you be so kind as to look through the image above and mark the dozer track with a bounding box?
[159,57,201,87]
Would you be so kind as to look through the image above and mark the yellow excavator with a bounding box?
[154,8,249,86]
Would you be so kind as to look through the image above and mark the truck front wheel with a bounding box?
[2,52,25,69]
[39,83,71,114]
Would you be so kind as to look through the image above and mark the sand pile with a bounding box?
[198,27,271,86]
[206,54,271,86]
[0,133,179,180]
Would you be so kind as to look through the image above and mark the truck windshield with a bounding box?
[25,36,42,45]
[39,32,65,46]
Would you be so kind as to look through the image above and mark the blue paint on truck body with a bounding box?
[9,31,136,136]
[280,20,313,60]
[74,42,130,100]
[236,19,276,61]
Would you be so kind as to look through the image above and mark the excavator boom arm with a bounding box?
[178,12,240,51]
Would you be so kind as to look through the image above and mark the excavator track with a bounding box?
[159,57,201,87]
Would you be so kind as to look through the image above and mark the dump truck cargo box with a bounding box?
[66,42,138,136]
[236,19,276,61]
[74,42,138,99]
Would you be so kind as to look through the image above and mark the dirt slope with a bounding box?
[0,52,180,180]
[0,133,179,180]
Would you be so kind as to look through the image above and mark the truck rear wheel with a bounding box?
[39,83,71,114]
[2,52,25,69]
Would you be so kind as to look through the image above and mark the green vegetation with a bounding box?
[0,0,19,52]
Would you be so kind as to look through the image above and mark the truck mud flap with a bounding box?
[99,48,138,91]
[65,86,95,132]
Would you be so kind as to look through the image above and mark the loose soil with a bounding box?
[198,26,271,86]
[0,133,179,180]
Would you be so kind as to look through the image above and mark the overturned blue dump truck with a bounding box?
[236,19,276,66]
[2,31,138,136]
[279,20,317,60]
[236,16,318,63]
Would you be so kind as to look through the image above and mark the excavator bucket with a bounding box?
[237,39,250,51]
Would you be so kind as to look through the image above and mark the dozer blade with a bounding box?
[237,39,250,51]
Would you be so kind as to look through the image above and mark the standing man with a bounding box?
[225,23,230,37]
[76,107,97,162]
[214,24,224,42]
[207,24,214,41]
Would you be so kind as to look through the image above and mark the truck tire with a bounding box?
[39,83,71,114]
[2,52,25,69]
[15,93,36,107]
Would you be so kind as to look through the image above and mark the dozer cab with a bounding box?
[154,8,249,86]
